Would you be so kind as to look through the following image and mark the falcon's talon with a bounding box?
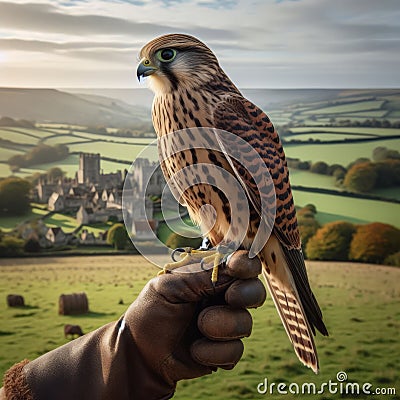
[162,247,227,282]
[157,267,169,276]
[171,247,186,262]
[162,247,218,275]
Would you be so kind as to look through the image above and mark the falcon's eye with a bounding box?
[156,48,177,63]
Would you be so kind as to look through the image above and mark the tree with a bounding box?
[107,223,128,250]
[349,223,400,264]
[347,157,370,170]
[165,232,203,250]
[374,160,400,187]
[0,177,31,216]
[7,144,69,169]
[327,164,346,176]
[302,204,317,214]
[310,161,329,175]
[306,221,356,261]
[24,236,41,253]
[384,251,400,267]
[0,235,24,256]
[332,167,346,182]
[297,208,320,257]
[343,162,377,192]
[47,167,64,181]
[298,161,311,170]
[372,146,400,162]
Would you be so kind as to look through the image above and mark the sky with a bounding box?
[0,0,399,88]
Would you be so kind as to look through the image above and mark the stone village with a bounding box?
[19,153,166,248]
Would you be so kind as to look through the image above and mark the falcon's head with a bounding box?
[137,34,223,94]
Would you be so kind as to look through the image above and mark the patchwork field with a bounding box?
[1,88,400,233]
[284,138,400,166]
[292,190,400,227]
[0,255,398,399]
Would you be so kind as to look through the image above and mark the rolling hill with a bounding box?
[0,88,150,128]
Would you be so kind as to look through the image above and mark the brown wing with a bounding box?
[213,95,328,338]
[213,95,300,249]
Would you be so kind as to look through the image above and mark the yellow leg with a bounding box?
[159,246,229,284]
[198,251,224,284]
[211,252,223,284]
[159,248,219,276]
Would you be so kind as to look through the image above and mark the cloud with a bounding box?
[0,1,235,39]
[0,0,399,87]
[197,0,238,9]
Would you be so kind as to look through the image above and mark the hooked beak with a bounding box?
[137,59,157,82]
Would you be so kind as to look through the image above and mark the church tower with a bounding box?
[77,153,100,185]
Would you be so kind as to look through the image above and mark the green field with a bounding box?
[43,212,80,233]
[0,129,41,145]
[0,207,49,232]
[289,127,400,136]
[0,147,24,162]
[0,163,11,177]
[285,133,374,142]
[67,141,158,162]
[303,100,385,115]
[285,138,400,166]
[0,255,398,399]
[43,134,93,146]
[289,170,338,190]
[1,89,400,236]
[293,190,400,227]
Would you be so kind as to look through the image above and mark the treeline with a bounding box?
[297,205,400,266]
[8,144,69,171]
[0,177,31,216]
[344,159,400,193]
[28,167,65,185]
[0,116,36,128]
[279,118,400,136]
[288,146,400,193]
[334,118,400,129]
[288,158,347,181]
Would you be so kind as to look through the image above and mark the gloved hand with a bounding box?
[1,251,266,400]
[127,250,267,398]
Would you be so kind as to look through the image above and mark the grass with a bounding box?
[0,207,48,232]
[289,170,338,190]
[0,164,11,177]
[303,100,385,115]
[0,147,25,162]
[293,190,400,227]
[43,212,80,233]
[77,222,112,235]
[42,134,93,146]
[0,256,399,400]
[157,216,201,244]
[67,141,158,163]
[285,138,400,166]
[286,133,374,142]
[289,127,400,136]
[0,129,40,145]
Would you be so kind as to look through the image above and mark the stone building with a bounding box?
[132,158,165,197]
[77,153,100,185]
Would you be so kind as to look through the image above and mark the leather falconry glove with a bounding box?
[1,250,266,400]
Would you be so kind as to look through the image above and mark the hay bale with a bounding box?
[7,294,25,307]
[64,324,84,338]
[59,292,89,315]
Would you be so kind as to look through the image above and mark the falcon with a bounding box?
[137,34,328,373]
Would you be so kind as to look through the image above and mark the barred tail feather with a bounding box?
[261,268,319,373]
